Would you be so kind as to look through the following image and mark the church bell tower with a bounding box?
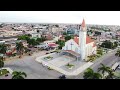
[79,19,87,61]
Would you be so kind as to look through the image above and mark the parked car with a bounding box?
[42,63,47,67]
[59,75,66,79]
[46,52,49,54]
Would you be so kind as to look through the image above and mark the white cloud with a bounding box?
[0,11,120,25]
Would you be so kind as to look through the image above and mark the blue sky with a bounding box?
[0,11,120,25]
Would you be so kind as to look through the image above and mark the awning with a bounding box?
[61,50,80,57]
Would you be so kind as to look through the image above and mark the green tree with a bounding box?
[101,40,114,49]
[12,71,27,79]
[0,69,9,76]
[16,42,25,58]
[87,55,96,62]
[83,68,102,79]
[18,35,30,40]
[27,34,32,37]
[27,38,39,47]
[0,56,4,68]
[0,44,7,54]
[113,42,118,48]
[56,40,65,49]
[98,63,111,78]
[63,32,67,35]
[97,49,103,55]
[65,35,72,41]
[115,49,120,57]
[106,69,115,79]
[36,38,42,43]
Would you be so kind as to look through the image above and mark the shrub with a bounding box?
[48,67,53,70]
[66,63,74,68]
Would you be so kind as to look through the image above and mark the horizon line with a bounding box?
[0,22,120,26]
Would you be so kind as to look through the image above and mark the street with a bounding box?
[74,49,119,79]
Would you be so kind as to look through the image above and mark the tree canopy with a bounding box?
[0,44,7,54]
[101,40,118,49]
[56,40,65,49]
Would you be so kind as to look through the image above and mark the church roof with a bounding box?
[73,36,95,45]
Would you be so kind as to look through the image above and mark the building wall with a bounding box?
[62,39,80,54]
[86,42,97,57]
[51,27,63,33]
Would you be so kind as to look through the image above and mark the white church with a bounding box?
[62,19,97,61]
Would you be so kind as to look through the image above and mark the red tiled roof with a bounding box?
[6,48,16,55]
[73,36,95,44]
[48,43,58,47]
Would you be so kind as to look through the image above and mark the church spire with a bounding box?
[81,18,85,27]
[80,18,86,31]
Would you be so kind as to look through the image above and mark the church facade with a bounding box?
[62,19,97,61]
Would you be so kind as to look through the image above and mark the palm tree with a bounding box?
[98,63,111,78]
[0,56,4,68]
[16,42,25,58]
[0,44,7,55]
[106,69,115,79]
[93,72,102,79]
[83,68,102,79]
[12,71,27,79]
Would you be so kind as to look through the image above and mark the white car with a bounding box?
[42,63,47,67]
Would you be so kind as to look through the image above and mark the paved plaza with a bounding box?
[36,53,93,76]
[47,55,75,67]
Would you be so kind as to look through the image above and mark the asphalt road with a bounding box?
[73,49,119,79]
[4,51,62,79]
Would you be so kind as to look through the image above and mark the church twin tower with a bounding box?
[79,19,87,61]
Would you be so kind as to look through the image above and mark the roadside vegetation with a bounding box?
[83,63,118,79]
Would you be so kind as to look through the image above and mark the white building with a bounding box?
[62,19,97,61]
[0,40,5,44]
[31,33,42,38]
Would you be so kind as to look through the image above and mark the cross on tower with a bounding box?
[70,42,74,50]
